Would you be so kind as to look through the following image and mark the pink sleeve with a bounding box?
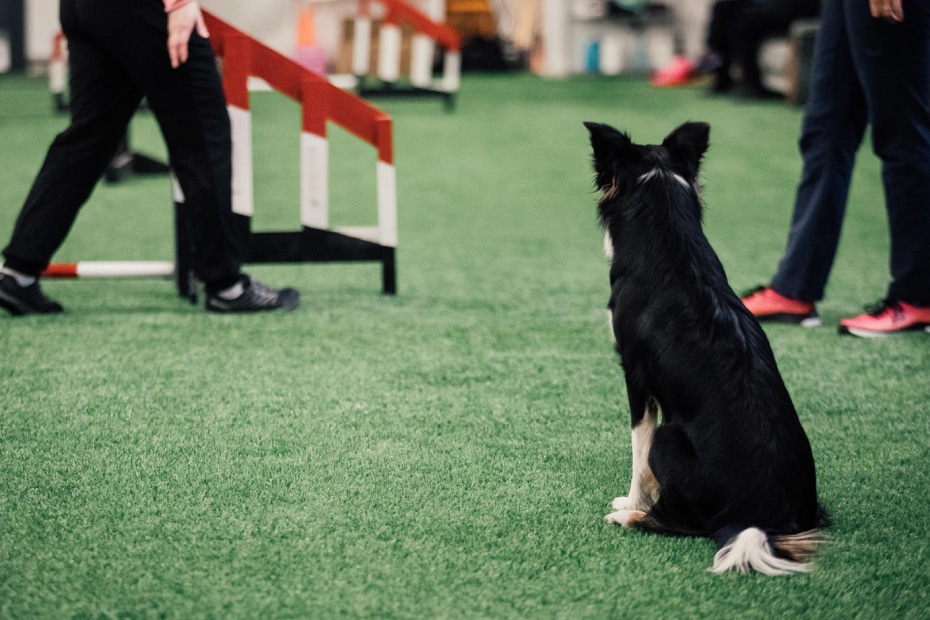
[163,0,193,12]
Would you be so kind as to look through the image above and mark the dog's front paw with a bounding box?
[605,509,646,527]
[611,496,635,511]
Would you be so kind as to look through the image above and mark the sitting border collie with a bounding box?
[585,121,827,575]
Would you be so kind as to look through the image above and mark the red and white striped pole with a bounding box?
[43,261,175,279]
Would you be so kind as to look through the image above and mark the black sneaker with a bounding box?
[204,275,299,313]
[0,273,64,316]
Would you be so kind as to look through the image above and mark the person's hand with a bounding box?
[167,1,210,69]
[870,0,904,23]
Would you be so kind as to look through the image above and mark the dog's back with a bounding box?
[586,121,826,574]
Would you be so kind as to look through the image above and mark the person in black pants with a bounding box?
[742,0,930,337]
[0,0,299,316]
[705,0,821,97]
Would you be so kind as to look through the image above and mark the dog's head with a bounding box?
[585,121,709,194]
[584,122,710,248]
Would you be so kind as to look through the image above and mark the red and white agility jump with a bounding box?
[45,10,398,296]
[352,0,461,107]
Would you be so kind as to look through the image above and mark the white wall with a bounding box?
[25,0,58,62]
[673,0,713,59]
[200,0,304,57]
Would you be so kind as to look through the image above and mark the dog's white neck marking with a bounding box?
[638,168,690,189]
[603,231,615,260]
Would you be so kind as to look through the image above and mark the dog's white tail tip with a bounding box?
[711,528,812,576]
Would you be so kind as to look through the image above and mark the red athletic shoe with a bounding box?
[740,286,821,326]
[650,55,698,88]
[838,299,930,337]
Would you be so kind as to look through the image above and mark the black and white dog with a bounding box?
[585,121,827,575]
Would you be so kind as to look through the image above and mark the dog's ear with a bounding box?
[584,122,636,187]
[662,122,710,169]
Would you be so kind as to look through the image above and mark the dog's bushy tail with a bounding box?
[711,528,827,576]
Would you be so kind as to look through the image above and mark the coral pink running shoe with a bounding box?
[650,55,698,88]
[740,286,821,326]
[839,299,930,337]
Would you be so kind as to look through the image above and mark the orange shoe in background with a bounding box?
[741,286,821,327]
[838,299,930,337]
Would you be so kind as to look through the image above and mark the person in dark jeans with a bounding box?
[0,0,299,316]
[742,0,930,336]
[705,0,821,97]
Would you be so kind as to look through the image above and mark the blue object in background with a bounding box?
[585,41,601,73]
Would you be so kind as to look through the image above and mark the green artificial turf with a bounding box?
[2,72,929,619]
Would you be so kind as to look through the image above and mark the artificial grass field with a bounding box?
[2,71,929,618]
